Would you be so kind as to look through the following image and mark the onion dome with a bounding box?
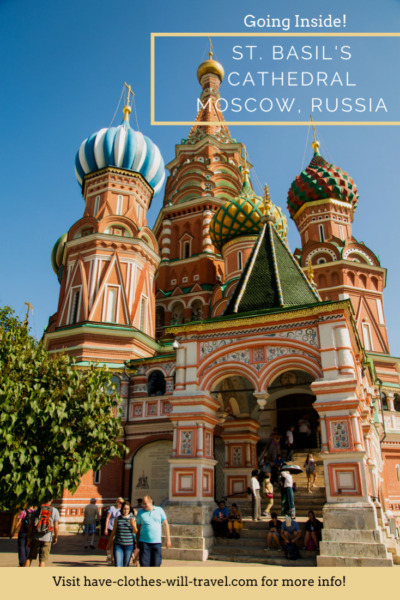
[197,51,225,82]
[210,170,288,252]
[74,99,165,196]
[287,141,359,218]
[51,232,67,275]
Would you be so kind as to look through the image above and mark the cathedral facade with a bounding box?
[44,55,400,566]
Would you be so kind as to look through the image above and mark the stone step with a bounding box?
[320,541,389,559]
[211,544,318,559]
[323,529,382,543]
[318,555,393,567]
[209,552,317,566]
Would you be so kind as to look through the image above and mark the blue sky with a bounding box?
[1,0,400,354]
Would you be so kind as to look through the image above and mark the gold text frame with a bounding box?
[150,32,400,126]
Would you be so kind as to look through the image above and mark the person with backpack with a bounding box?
[12,506,34,566]
[304,453,317,493]
[281,516,302,560]
[24,499,60,567]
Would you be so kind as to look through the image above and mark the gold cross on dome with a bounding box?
[23,302,34,327]
[262,183,272,214]
[124,82,135,107]
[307,259,315,284]
[310,114,320,151]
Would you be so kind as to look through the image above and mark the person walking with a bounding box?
[104,498,123,536]
[268,428,282,461]
[136,495,171,567]
[227,504,243,539]
[262,474,274,517]
[83,498,99,549]
[251,469,262,521]
[298,414,312,448]
[24,500,60,567]
[304,453,317,493]
[107,501,137,567]
[12,506,34,566]
[211,501,230,538]
[286,426,295,462]
[281,470,296,518]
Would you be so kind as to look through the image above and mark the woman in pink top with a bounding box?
[12,507,34,566]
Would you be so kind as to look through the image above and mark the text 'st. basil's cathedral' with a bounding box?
[44,54,400,566]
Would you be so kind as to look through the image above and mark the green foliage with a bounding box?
[0,306,126,511]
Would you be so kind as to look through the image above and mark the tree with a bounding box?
[0,306,126,511]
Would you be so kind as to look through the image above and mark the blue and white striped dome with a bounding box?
[74,111,165,196]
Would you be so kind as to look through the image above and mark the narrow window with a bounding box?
[376,299,384,324]
[94,195,100,216]
[140,297,146,331]
[319,224,325,242]
[137,203,141,222]
[396,465,400,482]
[381,393,388,411]
[362,323,372,351]
[339,224,344,240]
[70,291,80,324]
[116,195,123,215]
[183,241,190,259]
[94,470,101,484]
[238,251,243,270]
[304,230,309,243]
[106,288,117,323]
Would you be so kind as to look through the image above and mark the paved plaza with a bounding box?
[0,534,267,568]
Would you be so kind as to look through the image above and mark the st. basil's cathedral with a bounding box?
[44,53,400,566]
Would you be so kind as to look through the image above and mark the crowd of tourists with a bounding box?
[12,494,170,568]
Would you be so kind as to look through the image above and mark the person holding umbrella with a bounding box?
[280,464,303,518]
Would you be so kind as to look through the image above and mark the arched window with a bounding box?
[332,272,339,286]
[191,299,204,321]
[116,195,123,215]
[156,306,165,329]
[360,274,367,288]
[348,272,355,286]
[394,394,400,412]
[381,392,388,411]
[107,375,121,395]
[171,302,185,325]
[94,195,100,216]
[148,371,166,396]
[319,274,327,288]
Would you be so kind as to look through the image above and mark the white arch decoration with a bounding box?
[305,247,338,262]
[258,357,323,390]
[344,248,374,266]
[201,364,260,393]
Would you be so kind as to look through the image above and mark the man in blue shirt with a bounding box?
[211,501,230,538]
[136,495,171,567]
[281,517,301,548]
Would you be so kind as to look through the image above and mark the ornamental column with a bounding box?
[221,418,260,500]
[335,326,355,377]
[160,219,172,258]
[203,210,213,253]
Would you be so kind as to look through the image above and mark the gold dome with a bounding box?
[197,51,225,82]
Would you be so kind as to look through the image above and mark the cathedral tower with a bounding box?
[153,53,263,336]
[288,138,389,353]
[44,91,165,363]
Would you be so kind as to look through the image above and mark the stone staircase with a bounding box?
[379,517,400,565]
[208,518,318,566]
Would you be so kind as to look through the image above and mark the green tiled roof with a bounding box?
[224,221,321,315]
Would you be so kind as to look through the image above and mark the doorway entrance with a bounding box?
[277,394,318,449]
